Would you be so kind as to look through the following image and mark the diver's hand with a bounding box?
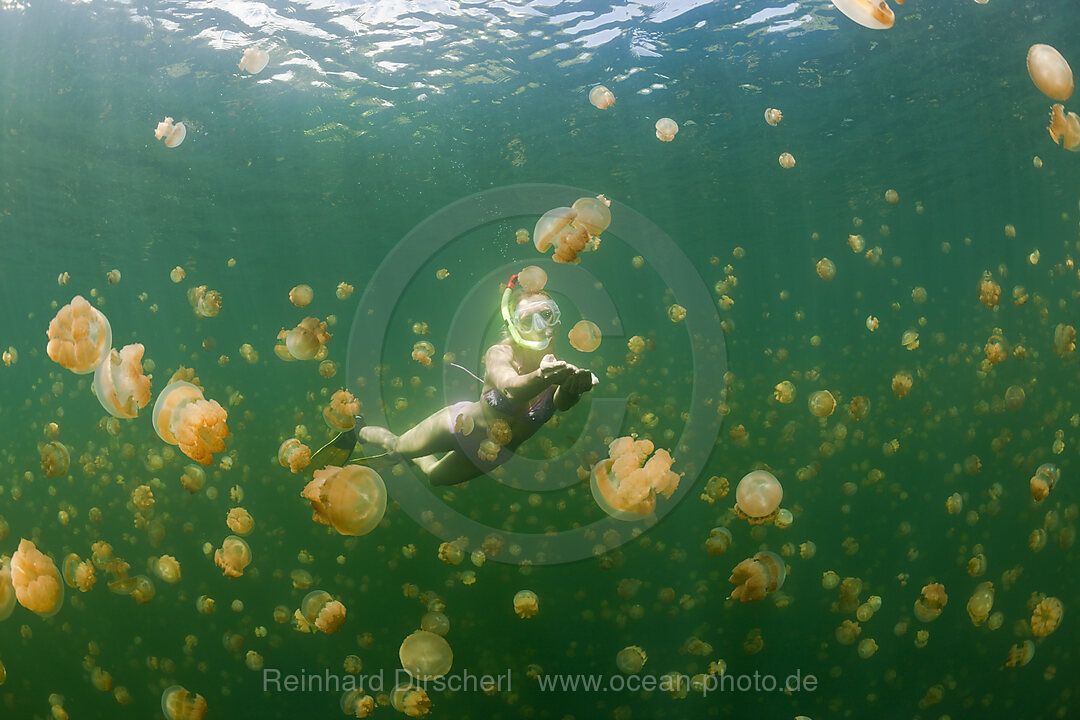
[539,354,575,381]
[563,368,596,395]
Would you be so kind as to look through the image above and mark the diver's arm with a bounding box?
[485,345,573,401]
[554,369,596,411]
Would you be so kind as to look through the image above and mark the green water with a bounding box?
[1,0,1078,718]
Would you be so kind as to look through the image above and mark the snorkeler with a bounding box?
[350,272,597,486]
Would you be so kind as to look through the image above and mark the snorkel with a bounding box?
[502,274,557,351]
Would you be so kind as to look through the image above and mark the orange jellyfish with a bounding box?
[1053,323,1076,357]
[913,583,948,622]
[152,381,229,465]
[41,441,70,478]
[1030,596,1063,637]
[1030,463,1059,501]
[807,390,836,418]
[187,286,222,317]
[412,341,435,367]
[735,470,783,524]
[279,317,331,361]
[226,507,254,535]
[10,539,65,617]
[517,265,548,292]
[590,436,680,521]
[705,527,732,557]
[400,630,454,680]
[568,320,602,352]
[830,0,895,29]
[278,439,312,474]
[296,590,347,634]
[46,295,112,374]
[0,557,16,621]
[1047,104,1080,151]
[301,465,387,536]
[324,390,360,430]
[61,554,96,592]
[238,47,270,74]
[289,284,313,308]
[1028,44,1074,101]
[891,370,913,398]
[764,108,782,126]
[92,344,152,419]
[589,85,615,109]
[214,536,252,578]
[154,117,187,148]
[728,551,787,602]
[655,118,679,142]
[966,582,994,626]
[161,686,208,720]
[533,196,611,264]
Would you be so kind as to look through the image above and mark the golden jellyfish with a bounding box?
[976,271,1000,308]
[170,266,185,283]
[513,590,539,619]
[1004,384,1025,411]
[180,464,205,493]
[276,438,312,474]
[984,333,1008,364]
[1030,463,1059,502]
[421,611,450,636]
[830,0,895,29]
[10,539,64,617]
[735,470,783,523]
[668,304,687,322]
[161,686,207,720]
[1047,104,1080,150]
[301,465,387,536]
[848,395,870,421]
[92,344,152,418]
[913,583,948,622]
[1031,596,1063,637]
[1053,323,1076,357]
[324,389,360,430]
[517,265,548,292]
[238,47,269,74]
[533,196,610,264]
[341,689,375,718]
[891,370,913,398]
[46,295,112,374]
[214,536,252,578]
[589,85,615,109]
[884,188,899,204]
[1006,640,1035,668]
[187,286,222,317]
[815,257,835,281]
[728,551,787,602]
[616,646,647,674]
[154,556,182,584]
[154,117,186,148]
[152,381,230,465]
[773,380,795,404]
[590,436,680,521]
[764,107,782,126]
[40,441,70,478]
[2,346,16,366]
[966,581,994,626]
[1027,44,1074,101]
[412,341,435,367]
[281,317,331,361]
[227,507,254,535]
[391,684,432,717]
[778,152,796,169]
[289,284,313,308]
[399,630,453,680]
[705,527,732,557]
[808,390,836,418]
[655,117,679,142]
[61,554,96,592]
[568,320,602,352]
[296,590,347,634]
[0,558,16,621]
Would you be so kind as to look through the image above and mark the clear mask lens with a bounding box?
[513,299,560,335]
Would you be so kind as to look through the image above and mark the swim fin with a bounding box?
[305,416,364,474]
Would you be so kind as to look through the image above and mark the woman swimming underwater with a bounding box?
[357,270,596,486]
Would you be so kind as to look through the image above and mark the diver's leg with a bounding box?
[365,406,456,460]
[427,451,486,487]
[358,425,399,451]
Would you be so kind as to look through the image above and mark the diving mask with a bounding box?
[501,275,560,350]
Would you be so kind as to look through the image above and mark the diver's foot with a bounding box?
[353,415,366,443]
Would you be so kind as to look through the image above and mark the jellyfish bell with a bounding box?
[154,117,186,148]
[41,441,70,478]
[568,320,602,353]
[533,206,576,255]
[161,685,207,720]
[10,539,65,617]
[1027,44,1074,101]
[589,85,615,109]
[285,317,331,361]
[571,196,612,236]
[655,117,679,142]
[238,47,270,74]
[778,152,796,169]
[0,558,15,621]
[46,295,112,374]
[152,381,229,466]
[298,590,347,634]
[1030,463,1060,501]
[323,389,360,431]
[214,536,252,578]
[92,344,152,419]
[590,437,680,522]
[301,465,387,536]
[735,470,783,523]
[399,630,453,681]
[764,108,783,126]
[517,266,548,293]
[830,0,895,29]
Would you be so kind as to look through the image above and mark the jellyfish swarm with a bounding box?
[153,381,229,465]
[1030,463,1060,501]
[277,317,331,361]
[1027,45,1073,101]
[533,196,611,264]
[399,630,453,680]
[734,470,783,524]
[46,295,112,374]
[728,551,787,602]
[296,590,347,634]
[161,686,208,720]
[590,436,680,521]
[93,344,152,418]
[214,536,252,578]
[0,557,16,621]
[238,47,270,74]
[589,85,615,109]
[1047,104,1080,151]
[830,0,895,29]
[301,465,387,536]
[324,390,360,430]
[568,320,602,352]
[154,117,187,148]
[10,539,64,617]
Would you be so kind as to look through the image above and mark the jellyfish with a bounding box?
[966,582,994,626]
[589,85,615,109]
[616,646,647,674]
[154,556,182,584]
[1006,640,1035,668]
[1047,104,1080,150]
[154,117,187,148]
[533,196,611,265]
[341,689,375,718]
[1030,463,1059,502]
[152,381,230,466]
[705,527,732,557]
[517,265,548,292]
[1027,44,1073,101]
[161,686,207,720]
[391,684,432,717]
[92,344,152,419]
[214,536,252,578]
[513,590,539,618]
[773,381,795,404]
[764,108,782,126]
[807,390,836,418]
[130,575,155,604]
[301,465,387,536]
[238,47,269,74]
[289,284,313,308]
[226,507,254,535]
[0,558,16,621]
[10,539,64,617]
[41,441,70,478]
[829,0,895,29]
[728,551,787,602]
[891,371,913,398]
[46,295,112,374]
[180,464,205,494]
[296,590,347,634]
[399,630,453,680]
[323,390,360,431]
[568,320,602,352]
[1031,596,1063,637]
[421,611,450,636]
[976,271,1001,308]
[655,118,678,142]
[1052,323,1076,357]
[279,439,312,474]
[778,152,796,169]
[913,583,948,622]
[734,470,783,524]
[590,437,680,521]
[412,341,435,367]
[279,317,331,361]
[61,554,96,592]
[187,286,222,317]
